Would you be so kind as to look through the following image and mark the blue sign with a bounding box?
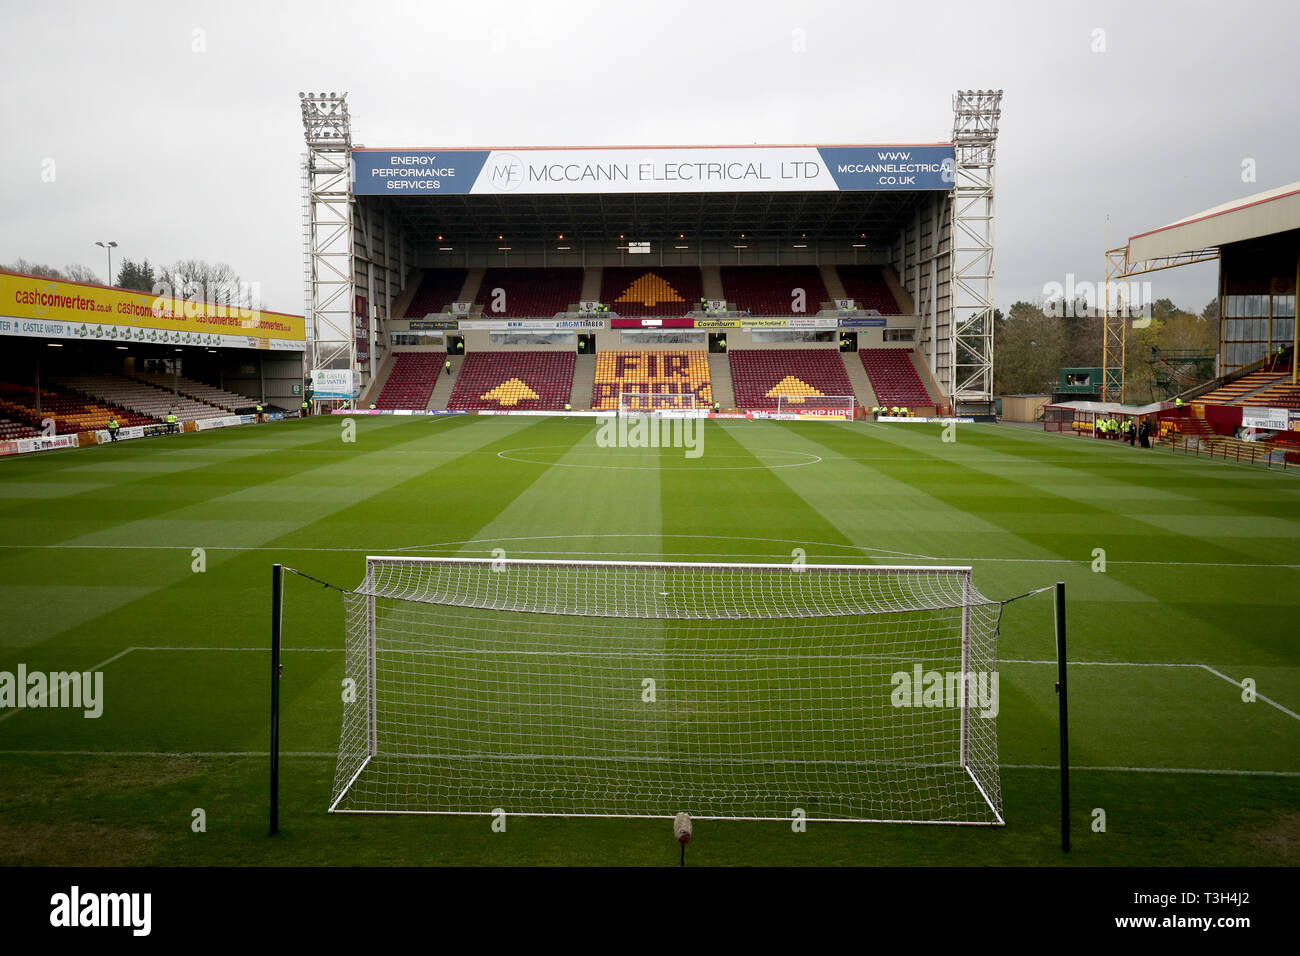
[818,146,955,191]
[353,150,489,195]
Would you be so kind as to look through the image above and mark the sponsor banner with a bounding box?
[879,415,975,423]
[355,296,369,369]
[612,318,695,328]
[708,412,752,419]
[475,409,609,418]
[310,368,358,400]
[91,425,163,442]
[459,318,605,331]
[650,409,709,419]
[408,319,459,330]
[195,415,243,431]
[352,145,955,196]
[0,434,80,456]
[788,316,838,329]
[325,408,472,415]
[694,317,827,329]
[838,316,888,328]
[1242,407,1289,431]
[761,411,847,421]
[0,271,306,348]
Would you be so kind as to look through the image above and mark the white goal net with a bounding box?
[617,391,700,414]
[330,557,1004,825]
[775,395,855,418]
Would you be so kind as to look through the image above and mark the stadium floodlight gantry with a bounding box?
[302,90,1003,414]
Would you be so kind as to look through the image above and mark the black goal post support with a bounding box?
[1054,580,1070,853]
[270,563,284,836]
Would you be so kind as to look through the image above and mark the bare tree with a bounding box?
[3,258,64,279]
[63,263,100,284]
[155,259,252,307]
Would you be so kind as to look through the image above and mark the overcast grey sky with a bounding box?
[2,0,1296,316]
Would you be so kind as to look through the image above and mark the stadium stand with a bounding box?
[0,417,41,440]
[592,350,712,410]
[375,352,445,408]
[719,266,830,315]
[836,266,901,314]
[131,372,257,412]
[728,348,856,410]
[475,268,582,317]
[54,375,227,421]
[1194,371,1289,406]
[448,352,575,410]
[859,349,934,408]
[404,269,468,317]
[0,382,156,434]
[1244,381,1300,409]
[599,267,703,316]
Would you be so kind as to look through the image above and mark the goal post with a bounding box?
[617,389,700,415]
[775,394,855,418]
[329,556,1005,825]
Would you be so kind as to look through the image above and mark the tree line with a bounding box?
[993,297,1220,403]
[3,257,250,305]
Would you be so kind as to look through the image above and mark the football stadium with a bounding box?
[1,84,1297,878]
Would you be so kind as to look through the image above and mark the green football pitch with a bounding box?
[0,414,1296,866]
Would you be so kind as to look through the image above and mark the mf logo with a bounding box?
[488,153,525,192]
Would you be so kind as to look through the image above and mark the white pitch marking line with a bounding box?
[0,750,1291,777]
[1006,658,1300,722]
[1199,664,1300,721]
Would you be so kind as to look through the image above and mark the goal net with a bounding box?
[330,557,1004,825]
[775,395,855,418]
[618,390,700,415]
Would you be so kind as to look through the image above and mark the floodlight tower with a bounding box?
[950,90,1002,407]
[301,91,354,377]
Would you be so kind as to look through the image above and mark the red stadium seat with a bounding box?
[376,352,445,409]
[599,268,703,317]
[728,349,855,411]
[475,268,582,318]
[836,266,901,314]
[719,267,830,316]
[448,352,575,411]
[859,349,934,408]
[405,270,468,317]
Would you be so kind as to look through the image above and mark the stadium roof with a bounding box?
[1128,181,1300,262]
[372,190,931,246]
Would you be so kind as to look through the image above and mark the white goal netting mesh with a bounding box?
[331,559,1003,824]
[618,392,699,413]
[775,395,855,416]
